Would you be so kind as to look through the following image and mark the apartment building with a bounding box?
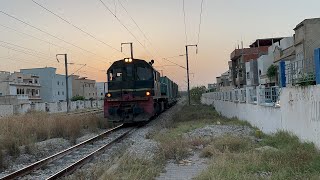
[96,82,107,99]
[20,67,72,102]
[71,75,97,100]
[230,38,283,88]
[0,71,41,104]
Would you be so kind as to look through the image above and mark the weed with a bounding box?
[101,154,164,180]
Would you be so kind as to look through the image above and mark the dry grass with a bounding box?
[102,154,163,180]
[0,111,108,157]
[197,132,320,180]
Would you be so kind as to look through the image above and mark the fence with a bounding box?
[207,86,279,107]
[285,57,316,85]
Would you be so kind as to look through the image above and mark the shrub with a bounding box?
[71,95,85,101]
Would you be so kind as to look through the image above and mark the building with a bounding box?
[245,60,258,86]
[0,71,41,104]
[230,38,283,88]
[71,75,97,100]
[293,18,320,61]
[96,82,107,99]
[20,67,72,102]
[216,70,232,91]
[256,37,294,86]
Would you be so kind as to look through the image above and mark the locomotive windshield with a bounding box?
[108,59,154,82]
[108,68,122,81]
[137,67,152,80]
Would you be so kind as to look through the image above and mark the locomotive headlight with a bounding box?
[107,93,111,98]
[146,91,151,96]
[124,58,129,62]
[128,58,133,62]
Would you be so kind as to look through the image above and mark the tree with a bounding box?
[267,64,278,82]
[190,86,206,104]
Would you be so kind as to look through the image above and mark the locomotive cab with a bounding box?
[105,58,161,123]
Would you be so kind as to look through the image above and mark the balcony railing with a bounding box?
[9,82,41,86]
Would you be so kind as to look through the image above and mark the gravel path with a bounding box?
[157,152,207,180]
[186,124,253,139]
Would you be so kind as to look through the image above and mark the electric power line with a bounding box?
[182,0,188,44]
[31,0,124,59]
[0,10,111,63]
[98,0,155,59]
[197,0,204,45]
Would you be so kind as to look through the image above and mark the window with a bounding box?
[85,84,88,87]
[58,91,60,95]
[126,65,133,80]
[101,93,103,96]
[62,82,64,85]
[57,81,60,85]
[137,67,152,80]
[259,70,262,76]
[89,93,91,96]
[109,68,123,81]
[35,79,38,84]
[62,91,64,95]
[246,72,250,79]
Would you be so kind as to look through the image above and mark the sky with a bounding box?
[1,0,320,90]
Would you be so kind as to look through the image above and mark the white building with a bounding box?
[96,82,107,99]
[258,37,294,85]
[20,67,72,102]
[0,71,41,104]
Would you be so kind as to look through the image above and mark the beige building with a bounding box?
[71,75,97,100]
[0,71,41,104]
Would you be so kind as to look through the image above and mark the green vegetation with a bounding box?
[71,95,85,101]
[100,103,320,180]
[190,86,207,104]
[197,131,320,180]
[101,154,164,180]
[267,64,278,81]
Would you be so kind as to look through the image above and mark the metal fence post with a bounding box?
[279,60,286,87]
[314,48,320,84]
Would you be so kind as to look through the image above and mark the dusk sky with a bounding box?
[1,0,320,90]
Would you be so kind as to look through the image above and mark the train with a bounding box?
[104,58,179,123]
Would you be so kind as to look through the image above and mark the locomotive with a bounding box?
[104,58,178,123]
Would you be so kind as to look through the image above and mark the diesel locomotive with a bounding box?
[104,58,178,123]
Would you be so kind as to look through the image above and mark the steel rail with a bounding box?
[47,127,135,180]
[0,124,124,180]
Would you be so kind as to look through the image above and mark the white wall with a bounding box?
[0,100,104,118]
[201,85,320,148]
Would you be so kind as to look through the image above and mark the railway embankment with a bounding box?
[0,111,108,177]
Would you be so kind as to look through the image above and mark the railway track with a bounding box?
[0,124,135,180]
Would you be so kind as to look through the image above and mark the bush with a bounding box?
[71,95,85,101]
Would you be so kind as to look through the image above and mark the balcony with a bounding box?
[9,82,41,87]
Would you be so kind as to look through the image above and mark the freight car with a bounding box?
[104,58,178,123]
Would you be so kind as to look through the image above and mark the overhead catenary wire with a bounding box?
[98,0,155,59]
[197,0,204,45]
[0,10,111,64]
[31,0,124,59]
[182,0,188,44]
[0,24,111,67]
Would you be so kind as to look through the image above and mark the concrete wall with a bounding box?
[201,85,320,148]
[0,100,104,118]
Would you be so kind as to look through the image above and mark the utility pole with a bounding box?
[185,45,198,105]
[121,42,133,59]
[56,54,69,113]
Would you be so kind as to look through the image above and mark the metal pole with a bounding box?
[185,45,190,105]
[130,43,133,59]
[64,54,69,113]
[185,45,198,105]
[121,42,134,59]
